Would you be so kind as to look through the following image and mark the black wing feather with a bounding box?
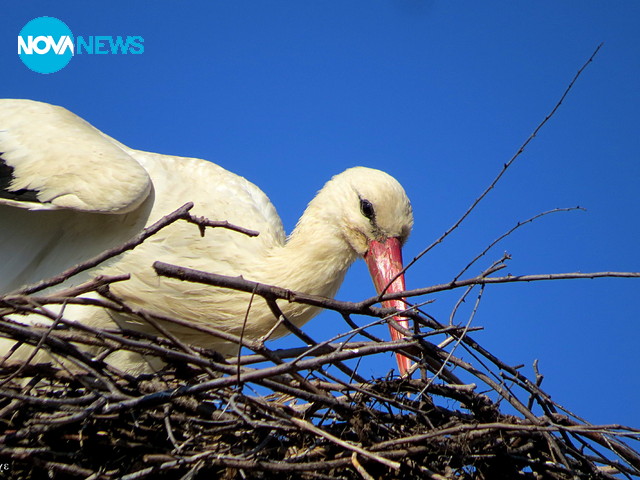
[0,155,40,203]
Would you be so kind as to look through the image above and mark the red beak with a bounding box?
[364,237,412,375]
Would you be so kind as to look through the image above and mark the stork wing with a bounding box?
[0,99,153,293]
[0,99,151,213]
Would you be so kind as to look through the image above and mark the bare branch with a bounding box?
[379,270,640,303]
[9,202,257,296]
[388,43,603,289]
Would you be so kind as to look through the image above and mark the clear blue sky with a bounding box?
[3,2,639,428]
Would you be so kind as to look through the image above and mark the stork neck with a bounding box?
[265,213,357,299]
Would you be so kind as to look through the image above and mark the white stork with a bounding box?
[0,99,414,374]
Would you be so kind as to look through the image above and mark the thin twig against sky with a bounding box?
[385,43,604,292]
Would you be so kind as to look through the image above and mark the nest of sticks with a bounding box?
[1,220,639,480]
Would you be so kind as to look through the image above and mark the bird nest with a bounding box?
[1,256,640,480]
[1,47,639,478]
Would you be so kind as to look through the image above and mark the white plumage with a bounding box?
[0,99,414,374]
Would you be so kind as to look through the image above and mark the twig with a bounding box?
[374,270,640,303]
[10,202,257,296]
[385,43,603,290]
[453,206,585,281]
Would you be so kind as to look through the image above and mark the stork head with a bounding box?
[313,167,414,374]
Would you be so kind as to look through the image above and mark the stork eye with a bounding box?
[359,198,375,220]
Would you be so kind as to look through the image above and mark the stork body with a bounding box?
[0,99,414,374]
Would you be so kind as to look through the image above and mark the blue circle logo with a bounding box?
[18,17,74,74]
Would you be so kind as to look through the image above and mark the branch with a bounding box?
[10,202,258,296]
[377,270,640,303]
[152,260,425,323]
[453,206,585,281]
[388,43,603,288]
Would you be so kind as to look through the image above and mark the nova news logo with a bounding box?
[18,16,144,74]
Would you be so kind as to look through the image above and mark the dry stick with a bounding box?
[253,376,356,416]
[527,358,544,411]
[501,368,565,419]
[157,262,462,384]
[499,353,632,456]
[117,431,639,480]
[453,206,584,281]
[338,308,452,366]
[539,380,631,456]
[28,281,298,374]
[374,270,640,304]
[139,311,222,381]
[229,340,382,366]
[159,340,409,411]
[0,388,100,409]
[384,307,463,384]
[435,226,618,466]
[404,275,633,461]
[287,416,401,470]
[351,453,376,480]
[163,405,181,452]
[34,460,98,479]
[1,312,350,418]
[457,331,558,418]
[0,396,107,444]
[250,299,333,399]
[10,202,258,297]
[284,326,441,416]
[430,260,507,367]
[2,308,636,468]
[231,288,261,396]
[0,274,130,319]
[218,302,349,402]
[119,451,354,478]
[563,423,640,473]
[435,349,552,436]
[152,261,369,313]
[186,212,259,238]
[288,302,441,371]
[317,368,428,417]
[382,43,603,296]
[423,306,556,411]
[5,336,636,478]
[112,310,372,409]
[11,202,192,296]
